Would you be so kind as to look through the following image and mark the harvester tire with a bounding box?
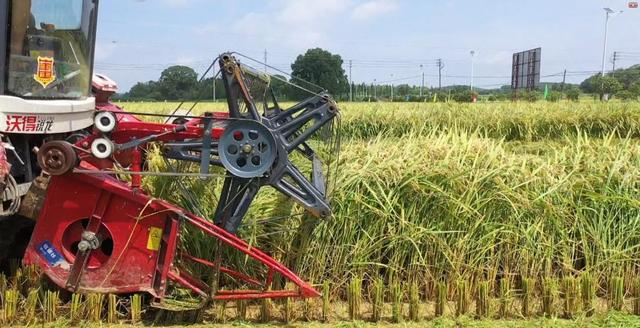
[0,215,35,274]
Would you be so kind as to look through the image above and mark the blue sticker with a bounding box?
[38,241,63,266]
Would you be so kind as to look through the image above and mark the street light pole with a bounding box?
[349,60,353,101]
[470,50,476,91]
[601,8,623,76]
[420,64,424,98]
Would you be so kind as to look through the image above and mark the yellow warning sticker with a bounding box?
[147,227,163,251]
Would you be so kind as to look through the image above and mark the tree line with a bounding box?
[117,48,350,102]
[115,48,640,102]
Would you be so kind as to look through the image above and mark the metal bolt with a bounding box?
[78,240,90,252]
[242,144,253,154]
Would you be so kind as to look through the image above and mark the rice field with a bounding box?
[135,100,640,320]
[4,100,640,326]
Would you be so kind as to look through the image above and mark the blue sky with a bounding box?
[95,0,640,91]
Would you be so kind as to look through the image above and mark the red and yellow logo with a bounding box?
[34,56,56,88]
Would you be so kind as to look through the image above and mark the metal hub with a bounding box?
[218,120,277,178]
[37,141,77,176]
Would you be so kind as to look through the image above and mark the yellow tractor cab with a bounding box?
[0,0,98,135]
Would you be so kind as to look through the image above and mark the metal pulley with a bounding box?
[218,120,277,178]
[37,141,78,176]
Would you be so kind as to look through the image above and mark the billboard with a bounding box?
[511,48,541,91]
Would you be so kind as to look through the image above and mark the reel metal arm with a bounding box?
[269,95,339,153]
[213,177,261,233]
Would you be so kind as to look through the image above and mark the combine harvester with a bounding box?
[0,0,340,310]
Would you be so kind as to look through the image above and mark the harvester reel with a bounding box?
[218,120,276,178]
[37,141,77,176]
[23,52,340,309]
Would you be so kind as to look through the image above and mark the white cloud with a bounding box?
[175,55,197,65]
[278,0,349,25]
[95,40,118,62]
[194,22,218,36]
[221,0,353,50]
[351,0,398,21]
[164,0,188,7]
[478,51,512,65]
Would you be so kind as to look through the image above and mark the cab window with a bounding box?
[6,0,96,99]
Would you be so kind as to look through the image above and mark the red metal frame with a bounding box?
[23,104,320,304]
[24,161,319,302]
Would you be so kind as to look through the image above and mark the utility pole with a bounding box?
[437,59,444,90]
[390,74,394,101]
[561,69,567,92]
[373,79,377,99]
[612,51,618,76]
[349,60,353,102]
[213,71,216,102]
[355,82,358,101]
[264,49,268,73]
[420,64,424,98]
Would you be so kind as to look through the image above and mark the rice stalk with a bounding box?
[131,294,142,323]
[562,277,578,318]
[456,279,468,317]
[284,297,292,323]
[435,281,446,317]
[521,278,534,318]
[260,299,272,323]
[88,293,105,322]
[347,276,361,320]
[284,284,294,324]
[542,278,557,317]
[371,277,384,322]
[2,289,18,324]
[216,301,227,323]
[581,273,595,317]
[390,281,403,323]
[43,290,59,323]
[498,278,510,318]
[236,300,247,321]
[107,294,118,323]
[610,276,624,311]
[409,281,420,321]
[322,280,330,322]
[634,277,640,316]
[24,289,38,324]
[476,281,489,318]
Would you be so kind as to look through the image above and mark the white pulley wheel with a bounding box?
[94,111,117,133]
[91,138,115,159]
